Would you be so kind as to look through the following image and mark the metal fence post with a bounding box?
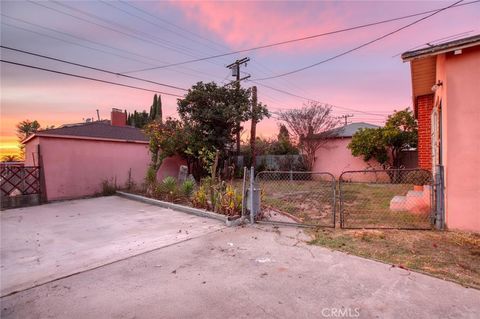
[249,166,255,224]
[435,165,445,230]
[241,166,247,217]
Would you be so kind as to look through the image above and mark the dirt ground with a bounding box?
[310,228,480,288]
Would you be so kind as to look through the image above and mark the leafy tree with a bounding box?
[274,124,298,155]
[145,82,269,181]
[144,117,188,186]
[177,82,268,159]
[149,95,157,121]
[348,108,417,169]
[16,120,40,141]
[278,102,339,170]
[278,124,290,142]
[126,94,163,128]
[127,110,150,128]
[16,120,41,158]
[155,94,163,122]
[148,94,162,122]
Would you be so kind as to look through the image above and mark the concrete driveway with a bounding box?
[1,196,479,318]
[0,196,225,296]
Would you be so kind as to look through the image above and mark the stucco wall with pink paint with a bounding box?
[438,46,480,231]
[312,138,381,179]
[24,137,40,166]
[25,137,185,201]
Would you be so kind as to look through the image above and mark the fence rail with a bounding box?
[255,171,336,228]
[339,169,434,230]
[1,166,41,196]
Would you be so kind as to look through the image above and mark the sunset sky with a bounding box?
[1,0,479,157]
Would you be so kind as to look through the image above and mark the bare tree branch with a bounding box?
[278,101,340,170]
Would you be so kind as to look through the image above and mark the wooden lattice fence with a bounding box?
[1,165,42,209]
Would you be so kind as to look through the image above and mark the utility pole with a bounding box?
[250,86,258,168]
[226,57,250,155]
[337,114,354,126]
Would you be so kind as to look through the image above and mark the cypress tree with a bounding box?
[149,94,157,121]
[156,94,163,123]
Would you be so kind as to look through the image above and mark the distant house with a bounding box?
[402,34,480,232]
[23,108,184,201]
[311,122,381,178]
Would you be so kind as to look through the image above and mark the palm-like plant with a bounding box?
[16,120,41,158]
[16,120,41,141]
[1,155,20,162]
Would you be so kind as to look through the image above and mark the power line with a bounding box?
[1,60,183,97]
[103,0,227,58]
[248,80,389,117]
[0,38,390,119]
[0,45,188,91]
[96,0,238,73]
[29,0,199,60]
[35,1,230,74]
[118,0,313,97]
[1,19,154,67]
[119,0,227,52]
[1,15,226,82]
[122,0,477,74]
[52,0,221,62]
[254,0,465,81]
[24,1,233,80]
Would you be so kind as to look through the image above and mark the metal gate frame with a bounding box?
[253,171,336,228]
[339,169,435,230]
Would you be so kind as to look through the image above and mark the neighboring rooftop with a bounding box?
[401,34,480,61]
[309,122,380,139]
[23,121,148,144]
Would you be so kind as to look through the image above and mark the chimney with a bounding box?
[111,108,126,126]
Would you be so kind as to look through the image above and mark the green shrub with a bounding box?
[180,180,195,197]
[145,167,157,193]
[162,176,177,193]
[191,179,242,216]
[192,184,208,209]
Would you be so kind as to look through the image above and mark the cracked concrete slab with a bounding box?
[2,224,479,318]
[0,196,225,296]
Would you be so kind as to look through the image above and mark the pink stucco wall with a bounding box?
[435,46,480,231]
[312,138,381,179]
[25,136,185,201]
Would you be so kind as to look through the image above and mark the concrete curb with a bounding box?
[116,191,246,227]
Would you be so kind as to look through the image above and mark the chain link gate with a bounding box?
[254,171,336,228]
[339,169,434,229]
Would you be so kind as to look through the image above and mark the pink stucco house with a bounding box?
[402,34,480,232]
[23,108,184,201]
[311,122,381,178]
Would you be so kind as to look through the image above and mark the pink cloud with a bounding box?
[168,1,348,52]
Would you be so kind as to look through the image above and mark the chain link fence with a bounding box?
[339,169,434,229]
[255,171,336,227]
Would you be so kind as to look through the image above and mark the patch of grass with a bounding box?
[341,183,431,229]
[309,229,480,288]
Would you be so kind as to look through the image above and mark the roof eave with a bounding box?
[22,133,149,144]
[21,134,37,144]
[402,41,480,62]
